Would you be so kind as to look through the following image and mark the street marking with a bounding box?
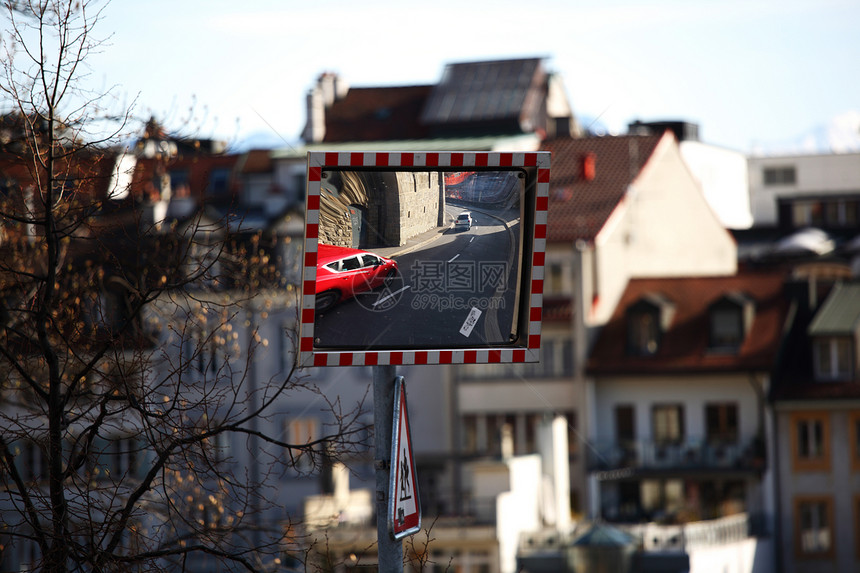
[372,285,411,307]
[448,254,460,263]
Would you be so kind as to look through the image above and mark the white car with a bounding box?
[455,211,473,230]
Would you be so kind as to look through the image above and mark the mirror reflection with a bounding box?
[313,169,525,350]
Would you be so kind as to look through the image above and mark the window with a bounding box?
[615,405,635,444]
[763,165,796,186]
[462,415,478,454]
[285,418,320,473]
[460,411,575,457]
[824,199,859,228]
[111,437,141,478]
[91,435,146,481]
[341,256,361,271]
[652,404,684,444]
[792,200,823,227]
[486,415,502,456]
[208,167,232,197]
[795,496,834,559]
[169,168,190,197]
[791,412,830,472]
[81,287,124,333]
[524,413,541,454]
[546,262,564,295]
[706,403,738,443]
[9,441,47,482]
[709,305,743,352]
[708,293,753,353]
[628,308,659,356]
[814,337,853,381]
[202,431,230,468]
[786,197,860,230]
[360,254,381,267]
[850,412,860,472]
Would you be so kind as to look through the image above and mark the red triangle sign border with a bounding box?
[389,376,421,539]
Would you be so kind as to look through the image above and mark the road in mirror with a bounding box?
[313,169,524,350]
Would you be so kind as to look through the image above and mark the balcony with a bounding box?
[616,512,767,552]
[420,491,502,525]
[587,438,765,474]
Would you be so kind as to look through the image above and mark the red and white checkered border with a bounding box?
[300,151,550,367]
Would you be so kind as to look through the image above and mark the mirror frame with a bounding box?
[299,151,550,367]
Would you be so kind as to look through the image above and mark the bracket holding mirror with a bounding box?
[299,151,550,367]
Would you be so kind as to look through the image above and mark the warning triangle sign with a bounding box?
[389,377,421,539]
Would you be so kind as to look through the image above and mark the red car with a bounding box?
[315,244,399,312]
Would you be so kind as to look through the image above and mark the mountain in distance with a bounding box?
[751,110,860,156]
[230,130,299,153]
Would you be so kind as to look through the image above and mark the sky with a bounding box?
[73,0,860,154]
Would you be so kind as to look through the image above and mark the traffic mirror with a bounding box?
[300,152,550,367]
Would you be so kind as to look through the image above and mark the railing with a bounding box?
[517,513,766,555]
[588,438,765,473]
[617,512,764,552]
[417,491,501,525]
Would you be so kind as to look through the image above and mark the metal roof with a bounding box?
[808,282,860,335]
[420,58,543,125]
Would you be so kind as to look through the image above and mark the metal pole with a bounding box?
[373,364,402,571]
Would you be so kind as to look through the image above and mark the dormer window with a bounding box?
[813,337,853,381]
[628,307,659,356]
[626,294,674,356]
[807,283,860,383]
[708,293,754,353]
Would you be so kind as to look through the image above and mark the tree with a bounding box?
[0,2,368,571]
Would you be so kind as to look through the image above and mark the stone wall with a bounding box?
[393,171,442,246]
[318,170,443,249]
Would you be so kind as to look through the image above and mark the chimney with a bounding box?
[302,85,326,143]
[581,152,596,181]
[302,73,349,144]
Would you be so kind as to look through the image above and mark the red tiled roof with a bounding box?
[0,149,118,200]
[238,149,273,173]
[323,85,433,142]
[129,154,239,201]
[540,134,663,243]
[587,271,789,375]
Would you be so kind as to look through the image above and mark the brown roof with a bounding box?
[129,154,239,201]
[323,85,433,143]
[238,149,273,174]
[540,134,664,243]
[587,271,789,375]
[0,148,118,201]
